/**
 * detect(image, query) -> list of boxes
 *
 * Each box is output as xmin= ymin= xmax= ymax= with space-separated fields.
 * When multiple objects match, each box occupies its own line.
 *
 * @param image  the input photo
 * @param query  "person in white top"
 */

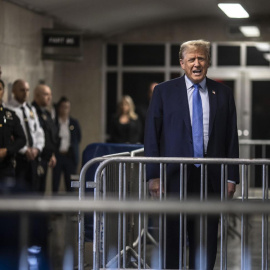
xmin=53 ymin=96 xmax=81 ymax=193
xmin=7 ymin=79 xmax=45 ymax=191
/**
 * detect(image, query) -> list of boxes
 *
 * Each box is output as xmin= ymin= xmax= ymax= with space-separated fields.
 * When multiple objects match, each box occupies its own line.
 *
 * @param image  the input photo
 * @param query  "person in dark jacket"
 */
xmin=6 ymin=79 xmax=45 ymax=191
xmin=109 ymin=95 xmax=142 ymax=144
xmin=0 ymin=79 xmax=26 ymax=185
xmin=0 ymin=79 xmax=26 ymax=269
xmin=53 ymin=96 xmax=81 ymax=193
xmin=144 ymin=40 xmax=239 ymax=269
xmin=32 ymin=84 xmax=58 ymax=193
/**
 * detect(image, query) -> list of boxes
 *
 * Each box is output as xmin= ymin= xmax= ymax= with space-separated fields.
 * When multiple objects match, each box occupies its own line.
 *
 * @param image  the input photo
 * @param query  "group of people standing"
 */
xmin=0 ymin=75 xmax=81 ymax=195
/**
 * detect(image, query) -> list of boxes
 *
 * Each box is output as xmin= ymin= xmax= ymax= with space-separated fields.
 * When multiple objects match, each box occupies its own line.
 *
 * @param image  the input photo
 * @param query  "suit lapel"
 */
xmin=206 ymin=78 xmax=217 ymax=138
xmin=175 ymin=76 xmax=192 ymax=139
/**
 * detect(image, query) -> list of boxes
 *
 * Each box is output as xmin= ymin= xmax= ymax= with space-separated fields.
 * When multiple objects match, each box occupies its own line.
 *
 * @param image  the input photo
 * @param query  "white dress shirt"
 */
xmin=184 ymin=75 xmax=235 ymax=184
xmin=185 ymin=75 xmax=209 ymax=154
xmin=6 ymin=99 xmax=45 ymax=154
xmin=58 ymin=118 xmax=70 ymax=152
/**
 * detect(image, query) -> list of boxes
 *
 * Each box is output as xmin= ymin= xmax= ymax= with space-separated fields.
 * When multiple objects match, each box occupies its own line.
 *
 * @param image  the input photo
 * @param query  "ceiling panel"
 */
xmin=5 ymin=0 xmax=270 ymax=36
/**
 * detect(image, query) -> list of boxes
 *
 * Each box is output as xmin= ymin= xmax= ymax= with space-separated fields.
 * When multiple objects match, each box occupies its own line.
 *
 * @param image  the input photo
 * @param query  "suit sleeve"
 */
xmin=226 ymin=88 xmax=240 ymax=184
xmin=144 ymin=86 xmax=163 ymax=180
xmin=6 ymin=113 xmax=26 ymax=155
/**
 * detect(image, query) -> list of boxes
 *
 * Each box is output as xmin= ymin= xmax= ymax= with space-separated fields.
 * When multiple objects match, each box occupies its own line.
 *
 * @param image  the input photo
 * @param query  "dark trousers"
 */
xmin=52 ymin=153 xmax=77 ymax=192
xmin=15 ymin=155 xmax=38 ymax=191
xmin=36 ymin=158 xmax=48 ymax=193
xmin=166 ymin=166 xmax=219 ymax=270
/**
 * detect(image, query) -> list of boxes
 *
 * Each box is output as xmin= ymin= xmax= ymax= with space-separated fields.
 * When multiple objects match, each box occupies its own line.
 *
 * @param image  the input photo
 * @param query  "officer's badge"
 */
xmin=42 ymin=114 xmax=47 ymax=121
xmin=5 ymin=111 xmax=13 ymax=120
xmin=30 ymin=111 xmax=35 ymax=119
xmin=70 ymin=125 xmax=74 ymax=131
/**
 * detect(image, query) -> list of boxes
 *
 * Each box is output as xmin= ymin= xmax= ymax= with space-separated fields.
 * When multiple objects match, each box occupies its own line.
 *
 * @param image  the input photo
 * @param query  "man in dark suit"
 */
xmin=144 ymin=40 xmax=239 ymax=269
xmin=53 ymin=96 xmax=81 ymax=193
xmin=32 ymin=84 xmax=58 ymax=193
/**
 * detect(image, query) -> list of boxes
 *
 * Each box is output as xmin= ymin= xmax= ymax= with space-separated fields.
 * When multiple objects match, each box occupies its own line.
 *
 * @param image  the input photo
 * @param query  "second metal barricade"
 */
xmin=78 ymin=156 xmax=270 ymax=270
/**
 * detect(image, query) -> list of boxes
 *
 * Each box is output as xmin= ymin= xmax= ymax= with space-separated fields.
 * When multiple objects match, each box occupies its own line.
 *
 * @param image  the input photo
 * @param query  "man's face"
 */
xmin=13 ymin=81 xmax=30 ymax=104
xmin=180 ymin=47 xmax=209 ymax=84
xmin=39 ymin=86 xmax=52 ymax=107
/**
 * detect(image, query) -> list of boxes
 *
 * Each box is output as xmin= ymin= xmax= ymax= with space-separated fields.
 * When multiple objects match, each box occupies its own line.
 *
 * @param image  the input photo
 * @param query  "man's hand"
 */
xmin=227 ymin=182 xmax=236 ymax=199
xmin=48 ymin=154 xmax=57 ymax=168
xmin=25 ymin=148 xmax=34 ymax=161
xmin=148 ymin=178 xmax=162 ymax=199
xmin=0 ymin=148 xmax=7 ymax=159
xmin=31 ymin=148 xmax=39 ymax=160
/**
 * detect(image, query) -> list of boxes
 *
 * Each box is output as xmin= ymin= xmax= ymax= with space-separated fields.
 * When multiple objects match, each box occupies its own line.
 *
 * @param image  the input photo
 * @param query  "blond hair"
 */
xmin=179 ymin=39 xmax=211 ymax=64
xmin=118 ymin=95 xmax=138 ymax=120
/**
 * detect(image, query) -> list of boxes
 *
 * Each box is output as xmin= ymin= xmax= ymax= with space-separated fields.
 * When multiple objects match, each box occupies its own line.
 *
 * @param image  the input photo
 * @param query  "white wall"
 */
xmin=0 ymin=0 xmax=55 ymax=101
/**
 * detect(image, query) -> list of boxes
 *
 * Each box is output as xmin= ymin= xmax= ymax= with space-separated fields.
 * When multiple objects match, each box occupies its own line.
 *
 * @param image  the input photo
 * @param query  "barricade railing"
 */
xmin=88 ymin=156 xmax=269 ymax=270
xmin=239 ymin=139 xmax=270 ymax=159
xmin=77 ymin=151 xmax=132 ymax=269
xmin=239 ymin=139 xmax=270 ymax=189
xmin=1 ymin=197 xmax=270 ymax=269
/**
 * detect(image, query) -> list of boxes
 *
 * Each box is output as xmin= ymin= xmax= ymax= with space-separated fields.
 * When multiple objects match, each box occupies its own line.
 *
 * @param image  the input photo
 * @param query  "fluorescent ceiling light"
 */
xmin=239 ymin=26 xmax=260 ymax=37
xmin=218 ymin=3 xmax=249 ymax=18
xmin=263 ymin=53 xmax=270 ymax=62
xmin=255 ymin=43 xmax=270 ymax=52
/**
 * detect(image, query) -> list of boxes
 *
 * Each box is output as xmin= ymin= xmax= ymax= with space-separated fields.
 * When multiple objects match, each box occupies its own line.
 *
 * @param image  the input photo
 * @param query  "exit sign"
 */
xmin=43 ymin=34 xmax=80 ymax=47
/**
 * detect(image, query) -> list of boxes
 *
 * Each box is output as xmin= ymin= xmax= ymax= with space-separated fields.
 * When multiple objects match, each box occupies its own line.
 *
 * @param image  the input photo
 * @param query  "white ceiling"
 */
xmin=6 ymin=0 xmax=270 ymax=37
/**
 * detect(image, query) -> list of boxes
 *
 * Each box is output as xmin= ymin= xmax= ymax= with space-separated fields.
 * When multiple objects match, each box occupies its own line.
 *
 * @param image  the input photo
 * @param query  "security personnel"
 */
xmin=0 ymin=79 xmax=26 ymax=186
xmin=53 ymin=96 xmax=81 ymax=193
xmin=0 ymin=79 xmax=26 ymax=269
xmin=32 ymin=84 xmax=58 ymax=193
xmin=6 ymin=79 xmax=45 ymax=191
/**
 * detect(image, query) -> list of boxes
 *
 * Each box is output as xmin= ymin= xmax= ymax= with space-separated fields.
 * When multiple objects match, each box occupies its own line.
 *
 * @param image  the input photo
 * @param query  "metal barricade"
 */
xmin=81 ymin=156 xmax=270 ymax=270
xmin=77 ymin=151 xmax=132 ymax=270
xmin=239 ymin=139 xmax=270 ymax=190
xmin=239 ymin=139 xmax=270 ymax=159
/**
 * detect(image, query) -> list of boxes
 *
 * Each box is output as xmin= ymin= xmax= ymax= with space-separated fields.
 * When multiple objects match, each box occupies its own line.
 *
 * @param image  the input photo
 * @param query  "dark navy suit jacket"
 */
xmin=56 ymin=117 xmax=81 ymax=166
xmin=144 ymin=75 xmax=239 ymax=194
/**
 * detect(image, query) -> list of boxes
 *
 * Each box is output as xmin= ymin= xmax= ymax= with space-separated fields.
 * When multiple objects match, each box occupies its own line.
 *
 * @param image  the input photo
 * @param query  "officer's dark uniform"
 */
xmin=32 ymin=101 xmax=59 ymax=193
xmin=0 ymin=104 xmax=26 ymax=269
xmin=0 ymin=104 xmax=26 ymax=184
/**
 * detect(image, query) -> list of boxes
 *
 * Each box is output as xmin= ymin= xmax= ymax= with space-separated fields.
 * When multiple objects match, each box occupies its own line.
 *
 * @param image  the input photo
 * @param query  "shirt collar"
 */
xmin=59 ymin=117 xmax=69 ymax=125
xmin=9 ymin=98 xmax=26 ymax=107
xmin=184 ymin=75 xmax=207 ymax=92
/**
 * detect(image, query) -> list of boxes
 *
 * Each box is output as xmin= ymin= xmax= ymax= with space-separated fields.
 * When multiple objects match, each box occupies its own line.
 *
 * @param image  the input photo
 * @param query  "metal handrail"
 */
xmin=239 ymin=139 xmax=270 ymax=145
xmin=0 ymin=197 xmax=269 ymax=214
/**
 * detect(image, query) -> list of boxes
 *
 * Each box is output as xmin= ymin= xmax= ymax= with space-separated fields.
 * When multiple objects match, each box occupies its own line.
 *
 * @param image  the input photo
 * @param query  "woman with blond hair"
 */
xmin=109 ymin=95 xmax=142 ymax=144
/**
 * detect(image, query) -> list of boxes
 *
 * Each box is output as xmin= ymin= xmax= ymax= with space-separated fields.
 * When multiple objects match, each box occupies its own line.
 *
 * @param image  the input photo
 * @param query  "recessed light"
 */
xmin=239 ymin=26 xmax=260 ymax=37
xmin=218 ymin=3 xmax=249 ymax=18
xmin=255 ymin=43 xmax=270 ymax=52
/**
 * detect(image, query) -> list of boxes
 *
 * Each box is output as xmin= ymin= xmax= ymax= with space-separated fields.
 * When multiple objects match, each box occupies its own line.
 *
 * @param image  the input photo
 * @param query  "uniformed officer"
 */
xmin=7 ymin=79 xmax=45 ymax=191
xmin=0 ymin=79 xmax=26 ymax=188
xmin=32 ymin=84 xmax=58 ymax=193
